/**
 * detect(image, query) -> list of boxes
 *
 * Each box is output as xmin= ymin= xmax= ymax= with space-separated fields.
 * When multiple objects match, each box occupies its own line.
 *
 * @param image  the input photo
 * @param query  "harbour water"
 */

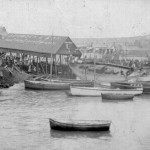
xmin=0 ymin=83 xmax=150 ymax=150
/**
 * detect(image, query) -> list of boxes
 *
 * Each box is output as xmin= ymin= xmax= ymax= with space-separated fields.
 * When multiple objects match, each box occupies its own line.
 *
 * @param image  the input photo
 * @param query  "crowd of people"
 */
xmin=0 ymin=52 xmax=76 ymax=79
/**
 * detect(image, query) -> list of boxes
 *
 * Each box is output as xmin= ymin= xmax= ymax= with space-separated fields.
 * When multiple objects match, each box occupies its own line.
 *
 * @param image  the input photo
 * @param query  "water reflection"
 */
xmin=0 ymin=99 xmax=12 ymax=102
xmin=102 ymin=99 xmax=134 ymax=103
xmin=50 ymin=130 xmax=112 ymax=139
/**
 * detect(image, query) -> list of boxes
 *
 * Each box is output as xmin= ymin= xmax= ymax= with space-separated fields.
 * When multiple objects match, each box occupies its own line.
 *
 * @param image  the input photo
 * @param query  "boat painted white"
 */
xmin=70 ymin=86 xmax=143 ymax=96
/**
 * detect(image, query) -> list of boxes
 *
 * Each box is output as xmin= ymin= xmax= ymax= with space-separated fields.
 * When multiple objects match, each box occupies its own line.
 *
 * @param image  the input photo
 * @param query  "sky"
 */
xmin=0 ymin=0 xmax=150 ymax=38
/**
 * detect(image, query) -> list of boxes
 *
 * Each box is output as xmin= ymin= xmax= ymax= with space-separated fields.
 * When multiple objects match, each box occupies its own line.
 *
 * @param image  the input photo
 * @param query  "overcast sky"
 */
xmin=0 ymin=0 xmax=150 ymax=38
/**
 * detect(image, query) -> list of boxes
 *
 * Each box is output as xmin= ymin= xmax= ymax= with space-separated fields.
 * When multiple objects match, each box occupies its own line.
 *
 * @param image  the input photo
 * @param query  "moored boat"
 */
xmin=101 ymin=93 xmax=134 ymax=100
xmin=70 ymin=86 xmax=143 ymax=96
xmin=110 ymin=81 xmax=141 ymax=89
xmin=24 ymin=79 xmax=94 ymax=90
xmin=49 ymin=118 xmax=111 ymax=131
xmin=24 ymin=80 xmax=70 ymax=90
xmin=137 ymin=75 xmax=150 ymax=82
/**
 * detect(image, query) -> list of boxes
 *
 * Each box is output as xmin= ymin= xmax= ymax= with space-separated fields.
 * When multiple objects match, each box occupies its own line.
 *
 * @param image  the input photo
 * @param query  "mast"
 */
xmin=50 ymin=33 xmax=53 ymax=77
xmin=94 ymin=47 xmax=96 ymax=85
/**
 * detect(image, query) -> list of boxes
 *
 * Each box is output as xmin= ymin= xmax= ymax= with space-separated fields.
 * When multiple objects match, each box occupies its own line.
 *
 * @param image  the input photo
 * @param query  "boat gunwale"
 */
xmin=49 ymin=118 xmax=111 ymax=127
xmin=70 ymin=86 xmax=143 ymax=91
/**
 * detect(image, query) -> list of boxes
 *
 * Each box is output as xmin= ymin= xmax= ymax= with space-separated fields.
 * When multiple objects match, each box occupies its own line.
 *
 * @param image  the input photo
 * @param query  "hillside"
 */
xmin=72 ymin=34 xmax=150 ymax=49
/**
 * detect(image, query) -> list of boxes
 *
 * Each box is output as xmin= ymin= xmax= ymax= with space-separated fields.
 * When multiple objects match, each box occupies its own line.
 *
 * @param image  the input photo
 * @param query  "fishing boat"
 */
xmin=101 ymin=93 xmax=134 ymax=100
xmin=139 ymin=81 xmax=150 ymax=94
xmin=24 ymin=79 xmax=94 ymax=90
xmin=49 ymin=118 xmax=111 ymax=131
xmin=110 ymin=81 xmax=142 ymax=89
xmin=70 ymin=86 xmax=143 ymax=96
xmin=24 ymin=80 xmax=70 ymax=90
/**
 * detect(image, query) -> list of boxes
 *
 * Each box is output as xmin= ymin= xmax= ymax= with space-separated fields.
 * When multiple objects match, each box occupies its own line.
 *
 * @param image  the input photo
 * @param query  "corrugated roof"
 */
xmin=0 ymin=33 xmax=72 ymax=54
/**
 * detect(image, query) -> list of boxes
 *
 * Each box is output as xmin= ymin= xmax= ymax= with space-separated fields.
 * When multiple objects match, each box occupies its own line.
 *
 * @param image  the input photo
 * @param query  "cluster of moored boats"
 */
xmin=24 ymin=74 xmax=150 ymax=132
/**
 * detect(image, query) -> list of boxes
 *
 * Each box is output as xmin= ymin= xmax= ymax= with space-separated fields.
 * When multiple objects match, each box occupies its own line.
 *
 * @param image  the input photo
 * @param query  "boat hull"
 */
xmin=138 ymin=81 xmax=150 ymax=94
xmin=70 ymin=86 xmax=143 ymax=96
xmin=49 ymin=119 xmax=111 ymax=131
xmin=24 ymin=80 xmax=70 ymax=90
xmin=24 ymin=79 xmax=94 ymax=90
xmin=101 ymin=93 xmax=134 ymax=100
xmin=111 ymin=82 xmax=136 ymax=89
xmin=137 ymin=76 xmax=150 ymax=82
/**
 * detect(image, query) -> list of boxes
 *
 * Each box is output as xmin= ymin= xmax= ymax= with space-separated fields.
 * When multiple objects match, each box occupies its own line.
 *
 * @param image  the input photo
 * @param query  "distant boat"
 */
xmin=49 ymin=118 xmax=111 ymax=131
xmin=101 ymin=93 xmax=134 ymax=100
xmin=24 ymin=79 xmax=94 ymax=90
xmin=137 ymin=75 xmax=150 ymax=82
xmin=127 ymin=70 xmax=150 ymax=82
xmin=110 ymin=81 xmax=142 ymax=89
xmin=139 ymin=81 xmax=150 ymax=94
xmin=70 ymin=86 xmax=143 ymax=96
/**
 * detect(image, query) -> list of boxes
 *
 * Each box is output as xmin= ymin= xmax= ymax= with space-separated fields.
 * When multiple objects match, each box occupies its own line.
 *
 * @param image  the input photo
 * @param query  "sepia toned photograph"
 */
xmin=0 ymin=0 xmax=150 ymax=149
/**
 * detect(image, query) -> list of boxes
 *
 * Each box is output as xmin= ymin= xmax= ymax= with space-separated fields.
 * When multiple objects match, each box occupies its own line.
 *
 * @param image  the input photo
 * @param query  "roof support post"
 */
xmin=39 ymin=57 xmax=45 ymax=74
xmin=50 ymin=53 xmax=53 ymax=77
xmin=36 ymin=56 xmax=39 ymax=74
xmin=46 ymin=57 xmax=48 ymax=74
xmin=54 ymin=55 xmax=57 ymax=77
xmin=60 ymin=55 xmax=61 ymax=65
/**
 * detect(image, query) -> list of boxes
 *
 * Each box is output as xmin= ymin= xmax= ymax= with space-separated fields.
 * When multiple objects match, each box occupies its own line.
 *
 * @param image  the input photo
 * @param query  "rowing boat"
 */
xmin=24 ymin=80 xmax=70 ymax=90
xmin=24 ymin=79 xmax=94 ymax=90
xmin=49 ymin=118 xmax=111 ymax=131
xmin=101 ymin=93 xmax=134 ymax=100
xmin=111 ymin=81 xmax=143 ymax=89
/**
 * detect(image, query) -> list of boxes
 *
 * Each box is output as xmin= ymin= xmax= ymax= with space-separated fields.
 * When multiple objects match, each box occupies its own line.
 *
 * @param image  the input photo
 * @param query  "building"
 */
xmin=0 ymin=26 xmax=81 ymax=74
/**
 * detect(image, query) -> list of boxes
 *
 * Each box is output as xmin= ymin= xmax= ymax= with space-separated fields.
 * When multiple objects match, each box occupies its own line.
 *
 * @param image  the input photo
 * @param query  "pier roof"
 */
xmin=0 ymin=30 xmax=77 ymax=57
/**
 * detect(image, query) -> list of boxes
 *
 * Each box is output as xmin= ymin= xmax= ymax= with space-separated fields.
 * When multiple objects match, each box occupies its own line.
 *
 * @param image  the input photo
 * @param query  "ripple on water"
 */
xmin=0 ymin=83 xmax=150 ymax=150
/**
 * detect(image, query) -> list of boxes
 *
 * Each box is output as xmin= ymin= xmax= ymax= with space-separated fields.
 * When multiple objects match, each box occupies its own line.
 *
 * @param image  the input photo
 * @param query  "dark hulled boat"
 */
xmin=111 ymin=81 xmax=134 ymax=89
xmin=101 ymin=93 xmax=134 ymax=100
xmin=24 ymin=79 xmax=94 ymax=90
xmin=141 ymin=81 xmax=150 ymax=94
xmin=49 ymin=118 xmax=111 ymax=131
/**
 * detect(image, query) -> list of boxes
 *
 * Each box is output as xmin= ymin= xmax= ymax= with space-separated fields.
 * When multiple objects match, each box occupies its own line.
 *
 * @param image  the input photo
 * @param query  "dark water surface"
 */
xmin=0 ymin=83 xmax=150 ymax=150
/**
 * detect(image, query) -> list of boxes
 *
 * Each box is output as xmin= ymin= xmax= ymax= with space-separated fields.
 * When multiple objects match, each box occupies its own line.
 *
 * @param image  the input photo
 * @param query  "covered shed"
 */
xmin=0 ymin=27 xmax=80 ymax=75
xmin=0 ymin=30 xmax=78 ymax=57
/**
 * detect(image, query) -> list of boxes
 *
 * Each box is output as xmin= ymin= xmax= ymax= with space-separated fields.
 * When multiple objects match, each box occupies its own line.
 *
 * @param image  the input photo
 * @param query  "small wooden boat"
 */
xmin=101 ymin=93 xmax=134 ymax=100
xmin=24 ymin=79 xmax=94 ymax=90
xmin=137 ymin=75 xmax=150 ymax=82
xmin=111 ymin=81 xmax=142 ymax=89
xmin=142 ymin=86 xmax=150 ymax=94
xmin=24 ymin=80 xmax=70 ymax=90
xmin=137 ymin=81 xmax=150 ymax=94
xmin=70 ymin=86 xmax=143 ymax=97
xmin=49 ymin=118 xmax=111 ymax=131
